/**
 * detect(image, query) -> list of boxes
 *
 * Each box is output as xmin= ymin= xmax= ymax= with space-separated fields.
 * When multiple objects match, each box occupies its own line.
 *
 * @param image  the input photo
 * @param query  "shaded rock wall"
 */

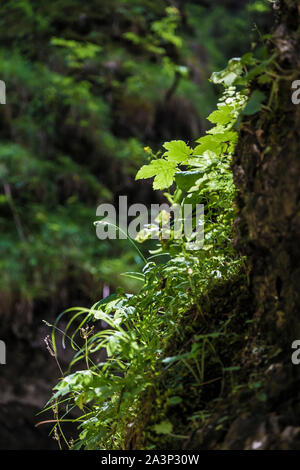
xmin=186 ymin=0 xmax=300 ymax=451
xmin=206 ymin=0 xmax=300 ymax=450
xmin=233 ymin=0 xmax=300 ymax=350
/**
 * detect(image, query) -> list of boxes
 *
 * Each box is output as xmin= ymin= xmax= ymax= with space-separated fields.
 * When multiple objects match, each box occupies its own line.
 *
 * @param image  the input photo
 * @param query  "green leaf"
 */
xmin=92 ymin=294 xmax=119 ymax=309
xmin=242 ymin=90 xmax=266 ymax=115
xmin=223 ymin=366 xmax=241 ymax=372
xmin=153 ymin=420 xmax=173 ymax=435
xmin=207 ymin=105 xmax=234 ymax=126
xmin=168 ymin=396 xmax=182 ymax=406
xmin=258 ymin=393 xmax=268 ymax=402
xmin=175 ymin=170 xmax=202 ymax=192
xmin=136 ymin=159 xmax=177 ymax=190
xmin=163 ymin=140 xmax=192 ymax=163
xmin=193 ymin=134 xmax=224 ymax=155
xmin=210 ymin=58 xmax=243 ymax=86
xmin=241 ymin=52 xmax=257 ymax=66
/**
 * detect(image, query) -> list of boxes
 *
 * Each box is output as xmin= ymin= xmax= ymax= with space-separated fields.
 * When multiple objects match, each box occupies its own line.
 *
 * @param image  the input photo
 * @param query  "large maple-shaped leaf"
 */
xmin=163 ymin=140 xmax=192 ymax=163
xmin=136 ymin=159 xmax=177 ymax=190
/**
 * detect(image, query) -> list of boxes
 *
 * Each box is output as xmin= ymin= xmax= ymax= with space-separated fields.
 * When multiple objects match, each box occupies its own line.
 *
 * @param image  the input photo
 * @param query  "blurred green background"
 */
xmin=0 ymin=0 xmax=271 ymax=324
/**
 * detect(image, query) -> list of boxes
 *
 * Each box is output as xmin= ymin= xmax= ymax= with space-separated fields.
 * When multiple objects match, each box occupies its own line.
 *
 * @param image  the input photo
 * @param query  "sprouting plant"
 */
xmin=43 ymin=51 xmax=273 ymax=449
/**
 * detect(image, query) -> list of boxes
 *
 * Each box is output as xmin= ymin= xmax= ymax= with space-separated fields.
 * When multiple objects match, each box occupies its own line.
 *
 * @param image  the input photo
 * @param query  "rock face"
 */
xmin=186 ymin=0 xmax=300 ymax=451
xmin=233 ymin=0 xmax=300 ymax=352
xmin=224 ymin=0 xmax=300 ymax=450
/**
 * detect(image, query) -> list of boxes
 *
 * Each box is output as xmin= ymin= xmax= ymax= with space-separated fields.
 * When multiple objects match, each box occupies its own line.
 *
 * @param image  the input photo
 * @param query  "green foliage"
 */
xmin=50 ymin=38 xmax=102 ymax=68
xmin=45 ymin=55 xmax=256 ymax=449
xmin=243 ymin=89 xmax=266 ymax=115
xmin=123 ymin=5 xmax=182 ymax=54
xmin=0 ymin=1 xmax=198 ymax=303
xmin=0 ymin=0 xmax=269 ymax=449
xmin=0 ymin=0 xmax=270 ymax=310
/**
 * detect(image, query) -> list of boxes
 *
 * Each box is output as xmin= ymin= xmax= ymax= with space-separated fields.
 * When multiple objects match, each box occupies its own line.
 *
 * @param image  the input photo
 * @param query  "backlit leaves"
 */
xmin=136 ymin=159 xmax=177 ymax=190
xmin=162 ymin=140 xmax=192 ymax=163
